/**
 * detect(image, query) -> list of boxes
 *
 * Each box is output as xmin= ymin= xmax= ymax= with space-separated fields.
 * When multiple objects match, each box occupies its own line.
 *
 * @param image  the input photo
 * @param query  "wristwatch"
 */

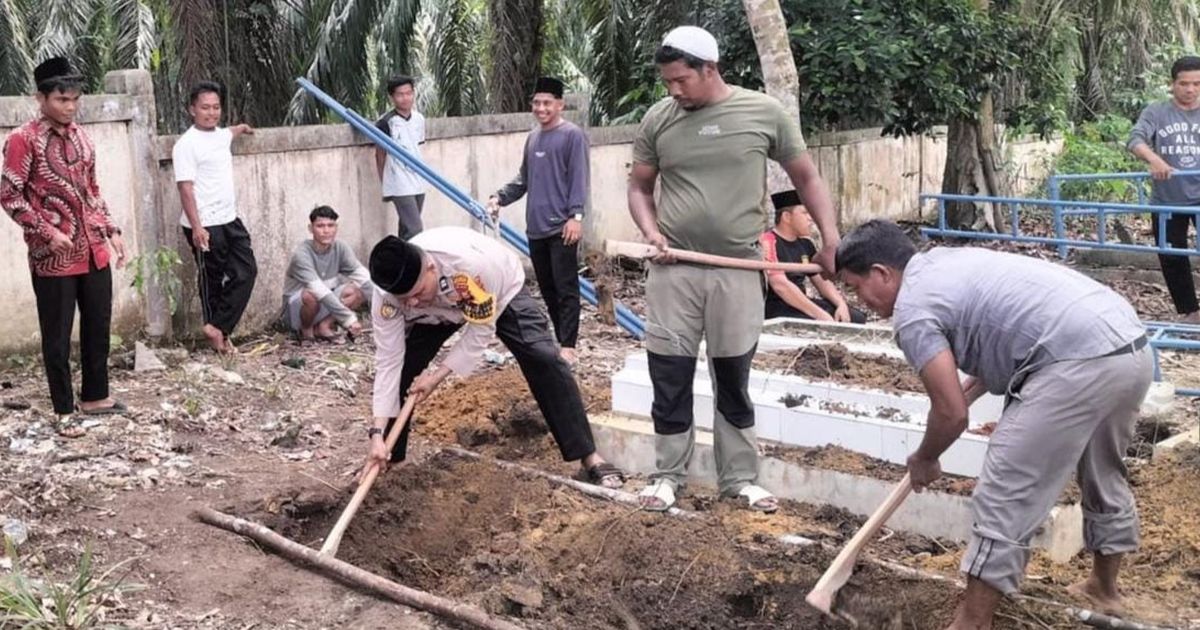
xmin=572 ymin=213 xmax=583 ymax=222
xmin=367 ymin=427 xmax=384 ymax=439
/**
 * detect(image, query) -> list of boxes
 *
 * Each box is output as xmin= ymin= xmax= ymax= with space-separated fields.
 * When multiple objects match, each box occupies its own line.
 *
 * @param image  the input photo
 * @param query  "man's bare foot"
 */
xmin=314 ymin=320 xmax=337 ymax=340
xmin=560 ymin=347 xmax=577 ymax=365
xmin=78 ymin=397 xmax=116 ymax=412
xmin=202 ymin=324 xmax=226 ymax=353
xmin=300 ymin=326 xmax=316 ymax=341
xmin=1182 ymin=310 xmax=1200 ymax=325
xmin=1067 ymin=578 xmax=1124 ymax=616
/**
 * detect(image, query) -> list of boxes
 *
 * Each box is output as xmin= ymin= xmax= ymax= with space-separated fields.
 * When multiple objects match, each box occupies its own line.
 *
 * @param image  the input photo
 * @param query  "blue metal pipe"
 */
xmin=295 ymin=78 xmax=645 ymax=339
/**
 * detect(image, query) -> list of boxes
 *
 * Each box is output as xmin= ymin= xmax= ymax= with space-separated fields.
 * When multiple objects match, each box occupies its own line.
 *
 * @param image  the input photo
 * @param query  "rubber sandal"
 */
xmin=76 ymin=400 xmax=128 ymax=416
xmin=637 ymin=479 xmax=676 ymax=512
xmin=55 ymin=415 xmax=87 ymax=438
xmin=585 ymin=462 xmax=626 ymax=489
xmin=730 ymin=484 xmax=778 ymax=513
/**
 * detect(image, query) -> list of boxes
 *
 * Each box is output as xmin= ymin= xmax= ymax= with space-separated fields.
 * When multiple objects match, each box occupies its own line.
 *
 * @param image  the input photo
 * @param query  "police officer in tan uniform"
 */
xmin=361 ymin=227 xmax=624 ymax=487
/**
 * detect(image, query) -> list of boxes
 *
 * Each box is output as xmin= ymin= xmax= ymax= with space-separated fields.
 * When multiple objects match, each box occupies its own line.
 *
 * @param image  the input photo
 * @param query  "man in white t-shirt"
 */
xmin=172 ymin=81 xmax=257 ymax=353
xmin=374 ymin=75 xmax=427 ymax=239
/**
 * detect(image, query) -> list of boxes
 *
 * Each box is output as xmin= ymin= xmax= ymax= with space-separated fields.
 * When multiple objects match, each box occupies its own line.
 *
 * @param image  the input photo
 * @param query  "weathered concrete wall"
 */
xmin=0 ymin=74 xmax=1064 ymax=351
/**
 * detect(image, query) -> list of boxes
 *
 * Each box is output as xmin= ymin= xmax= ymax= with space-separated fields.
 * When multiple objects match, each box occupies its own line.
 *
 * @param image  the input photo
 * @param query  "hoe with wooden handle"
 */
xmin=605 ymin=240 xmax=823 ymax=275
xmin=806 ymin=473 xmax=913 ymax=616
xmin=320 ymin=397 xmax=418 ymax=556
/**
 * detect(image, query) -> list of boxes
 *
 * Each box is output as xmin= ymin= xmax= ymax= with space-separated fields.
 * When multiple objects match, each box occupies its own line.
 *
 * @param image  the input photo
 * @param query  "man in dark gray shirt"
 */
xmin=837 ymin=221 xmax=1150 ymax=629
xmin=1129 ymin=55 xmax=1200 ymax=323
xmin=487 ymin=77 xmax=588 ymax=365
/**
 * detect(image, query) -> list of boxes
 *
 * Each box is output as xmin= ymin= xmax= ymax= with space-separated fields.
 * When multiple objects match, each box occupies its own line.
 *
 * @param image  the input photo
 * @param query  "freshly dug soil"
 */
xmin=755 ymin=344 xmax=925 ymax=394
xmin=257 ymin=453 xmax=1069 ymax=629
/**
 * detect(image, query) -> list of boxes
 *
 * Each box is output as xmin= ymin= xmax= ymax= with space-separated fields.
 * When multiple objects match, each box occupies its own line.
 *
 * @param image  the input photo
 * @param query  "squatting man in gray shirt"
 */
xmin=281 ymin=205 xmax=374 ymax=341
xmin=837 ymin=220 xmax=1150 ymax=629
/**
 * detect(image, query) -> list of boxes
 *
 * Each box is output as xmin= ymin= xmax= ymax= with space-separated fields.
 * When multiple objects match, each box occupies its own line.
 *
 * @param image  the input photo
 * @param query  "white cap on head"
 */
xmin=662 ymin=26 xmax=719 ymax=63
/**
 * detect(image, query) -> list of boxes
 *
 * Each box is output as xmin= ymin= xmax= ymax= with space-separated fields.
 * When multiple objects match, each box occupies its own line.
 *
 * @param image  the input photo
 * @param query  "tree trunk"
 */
xmin=742 ymin=0 xmax=801 ymax=227
xmin=940 ymin=0 xmax=1005 ymax=231
xmin=1076 ymin=8 xmax=1109 ymax=121
xmin=488 ymin=0 xmax=545 ymax=114
xmin=194 ymin=507 xmax=526 ymax=630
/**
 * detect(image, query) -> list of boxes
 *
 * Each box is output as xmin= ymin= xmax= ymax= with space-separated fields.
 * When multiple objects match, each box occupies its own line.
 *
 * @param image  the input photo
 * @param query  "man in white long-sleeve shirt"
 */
xmin=281 ymin=205 xmax=373 ymax=340
xmin=360 ymin=228 xmax=624 ymax=488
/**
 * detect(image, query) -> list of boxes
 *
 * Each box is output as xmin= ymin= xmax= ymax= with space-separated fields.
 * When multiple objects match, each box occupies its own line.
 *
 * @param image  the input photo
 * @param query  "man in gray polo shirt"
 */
xmin=628 ymin=26 xmax=840 ymax=513
xmin=1128 ymin=55 xmax=1200 ymax=324
xmin=837 ymin=220 xmax=1150 ymax=628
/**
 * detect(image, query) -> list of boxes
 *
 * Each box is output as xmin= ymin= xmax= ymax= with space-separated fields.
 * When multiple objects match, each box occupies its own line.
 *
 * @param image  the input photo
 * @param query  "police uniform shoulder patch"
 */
xmin=379 ymin=302 xmax=399 ymax=320
xmin=451 ymin=273 xmax=496 ymax=323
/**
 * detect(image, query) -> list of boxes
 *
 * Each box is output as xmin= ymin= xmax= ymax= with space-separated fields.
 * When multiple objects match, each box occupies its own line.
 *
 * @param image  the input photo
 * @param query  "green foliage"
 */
xmin=0 ymin=539 xmax=140 ymax=629
xmin=713 ymin=0 xmax=1072 ymax=137
xmin=128 ymin=246 xmax=183 ymax=316
xmin=1052 ymin=114 xmax=1145 ymax=202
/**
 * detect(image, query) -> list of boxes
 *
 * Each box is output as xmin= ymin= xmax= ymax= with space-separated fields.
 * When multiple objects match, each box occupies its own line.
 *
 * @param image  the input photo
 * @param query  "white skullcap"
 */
xmin=662 ymin=26 xmax=719 ymax=63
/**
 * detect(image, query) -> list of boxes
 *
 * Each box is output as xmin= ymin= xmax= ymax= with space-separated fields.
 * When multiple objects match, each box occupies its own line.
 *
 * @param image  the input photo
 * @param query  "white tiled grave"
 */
xmin=612 ymin=340 xmax=1003 ymax=478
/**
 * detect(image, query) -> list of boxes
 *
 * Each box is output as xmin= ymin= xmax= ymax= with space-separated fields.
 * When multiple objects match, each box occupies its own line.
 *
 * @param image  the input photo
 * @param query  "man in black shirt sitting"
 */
xmin=760 ymin=190 xmax=866 ymax=323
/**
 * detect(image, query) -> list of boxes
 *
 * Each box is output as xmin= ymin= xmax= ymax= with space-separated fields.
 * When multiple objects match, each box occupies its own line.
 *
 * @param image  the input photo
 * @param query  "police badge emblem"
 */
xmin=451 ymin=273 xmax=496 ymax=323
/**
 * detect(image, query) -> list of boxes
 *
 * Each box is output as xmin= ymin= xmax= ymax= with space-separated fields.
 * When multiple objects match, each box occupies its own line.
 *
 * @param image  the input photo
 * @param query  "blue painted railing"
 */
xmin=921 ymin=192 xmax=1200 ymax=260
xmin=1045 ymin=170 xmax=1200 ymax=258
xmin=295 ymin=78 xmax=646 ymax=339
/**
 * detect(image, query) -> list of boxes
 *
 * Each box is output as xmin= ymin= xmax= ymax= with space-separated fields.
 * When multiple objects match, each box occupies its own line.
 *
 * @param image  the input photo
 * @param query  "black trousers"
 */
xmin=765 ymin=297 xmax=868 ymax=323
xmin=1152 ymin=211 xmax=1200 ymax=314
xmin=528 ymin=235 xmax=580 ymax=348
xmin=385 ymin=288 xmax=596 ymax=463
xmin=31 ymin=260 xmax=112 ymax=414
xmin=183 ymin=218 xmax=258 ymax=336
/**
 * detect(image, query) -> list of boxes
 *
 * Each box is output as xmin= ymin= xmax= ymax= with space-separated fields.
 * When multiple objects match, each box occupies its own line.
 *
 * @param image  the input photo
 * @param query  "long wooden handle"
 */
xmin=605 ymin=240 xmax=824 ymax=274
xmin=805 ymin=473 xmax=913 ymax=614
xmin=319 ymin=397 xmax=418 ymax=556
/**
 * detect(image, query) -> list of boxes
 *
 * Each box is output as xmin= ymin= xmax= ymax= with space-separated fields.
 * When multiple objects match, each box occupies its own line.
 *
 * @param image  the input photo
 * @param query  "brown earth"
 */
xmin=252 ymin=451 xmax=1068 ymax=630
xmin=754 ymin=343 xmax=926 ymax=394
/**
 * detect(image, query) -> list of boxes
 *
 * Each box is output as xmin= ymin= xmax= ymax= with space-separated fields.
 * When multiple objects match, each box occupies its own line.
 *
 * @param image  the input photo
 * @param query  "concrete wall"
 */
xmin=0 ymin=71 xmax=1064 ymax=351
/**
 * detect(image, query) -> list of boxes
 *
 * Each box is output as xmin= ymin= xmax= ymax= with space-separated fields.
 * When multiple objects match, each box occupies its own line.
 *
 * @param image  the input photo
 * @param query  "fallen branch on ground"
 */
xmin=192 ymin=507 xmax=525 ymax=630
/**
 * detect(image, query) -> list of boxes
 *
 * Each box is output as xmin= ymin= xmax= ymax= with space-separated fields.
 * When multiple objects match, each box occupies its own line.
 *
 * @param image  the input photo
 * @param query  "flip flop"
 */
xmin=76 ymin=400 xmax=128 ymax=416
xmin=585 ymin=462 xmax=626 ymax=489
xmin=54 ymin=415 xmax=87 ymax=438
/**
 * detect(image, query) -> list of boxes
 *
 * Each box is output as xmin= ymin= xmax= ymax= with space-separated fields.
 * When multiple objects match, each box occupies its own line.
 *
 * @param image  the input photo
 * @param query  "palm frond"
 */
xmin=32 ymin=0 xmax=96 ymax=64
xmin=285 ymin=0 xmax=391 ymax=124
xmin=0 ymin=0 xmax=34 ymax=94
xmin=111 ymin=0 xmax=157 ymax=70
xmin=487 ymin=0 xmax=545 ymax=113
xmin=427 ymin=0 xmax=486 ymax=116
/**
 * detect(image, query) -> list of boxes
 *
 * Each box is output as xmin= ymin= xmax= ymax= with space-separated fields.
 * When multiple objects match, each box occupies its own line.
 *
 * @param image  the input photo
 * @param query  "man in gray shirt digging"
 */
xmin=1128 ymin=55 xmax=1200 ymax=323
xmin=282 ymin=205 xmax=374 ymax=341
xmin=837 ymin=220 xmax=1150 ymax=629
xmin=488 ymin=77 xmax=589 ymax=365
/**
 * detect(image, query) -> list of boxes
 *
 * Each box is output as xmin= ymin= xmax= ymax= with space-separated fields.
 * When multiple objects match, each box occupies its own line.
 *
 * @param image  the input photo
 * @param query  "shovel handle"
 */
xmin=805 ymin=473 xmax=913 ymax=614
xmin=604 ymin=240 xmax=824 ymax=274
xmin=319 ymin=397 xmax=418 ymax=556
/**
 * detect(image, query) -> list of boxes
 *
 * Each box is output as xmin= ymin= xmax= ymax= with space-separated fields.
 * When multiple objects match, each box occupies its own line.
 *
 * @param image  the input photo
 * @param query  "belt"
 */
xmin=1101 ymin=335 xmax=1148 ymax=358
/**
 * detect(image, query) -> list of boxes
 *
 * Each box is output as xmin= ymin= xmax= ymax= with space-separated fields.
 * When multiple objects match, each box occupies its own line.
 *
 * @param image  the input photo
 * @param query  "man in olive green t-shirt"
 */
xmin=628 ymin=26 xmax=840 ymax=514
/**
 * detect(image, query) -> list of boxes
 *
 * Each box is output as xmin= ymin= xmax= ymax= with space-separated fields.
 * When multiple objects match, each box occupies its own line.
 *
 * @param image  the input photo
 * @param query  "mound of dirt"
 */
xmin=755 ymin=344 xmax=925 ymax=394
xmin=273 ymin=453 xmax=1067 ymax=629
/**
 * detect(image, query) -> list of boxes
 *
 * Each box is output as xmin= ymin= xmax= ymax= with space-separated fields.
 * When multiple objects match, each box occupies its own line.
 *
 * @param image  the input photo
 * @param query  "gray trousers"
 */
xmin=963 ymin=346 xmax=1152 ymax=594
xmin=644 ymin=263 xmax=764 ymax=495
xmin=388 ymin=194 xmax=425 ymax=239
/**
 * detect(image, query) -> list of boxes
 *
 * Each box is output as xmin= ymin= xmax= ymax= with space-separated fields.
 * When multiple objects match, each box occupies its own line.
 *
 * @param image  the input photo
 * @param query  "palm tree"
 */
xmin=488 ymin=0 xmax=545 ymax=113
xmin=0 ymin=0 xmax=157 ymax=97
